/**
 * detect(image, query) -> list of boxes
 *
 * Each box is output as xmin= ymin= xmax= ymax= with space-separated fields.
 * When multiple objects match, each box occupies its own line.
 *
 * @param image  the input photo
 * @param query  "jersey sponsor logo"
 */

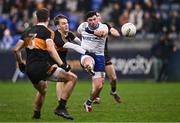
xmin=82 ymin=36 xmax=101 ymax=42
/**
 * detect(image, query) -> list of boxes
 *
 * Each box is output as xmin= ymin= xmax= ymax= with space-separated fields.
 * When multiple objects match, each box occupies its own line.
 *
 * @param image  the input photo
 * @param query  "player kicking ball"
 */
xmin=77 ymin=11 xmax=108 ymax=112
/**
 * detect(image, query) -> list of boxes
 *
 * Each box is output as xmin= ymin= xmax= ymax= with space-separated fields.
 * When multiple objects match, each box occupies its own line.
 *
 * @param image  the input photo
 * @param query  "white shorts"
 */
xmin=47 ymin=67 xmax=65 ymax=82
xmin=93 ymin=72 xmax=106 ymax=79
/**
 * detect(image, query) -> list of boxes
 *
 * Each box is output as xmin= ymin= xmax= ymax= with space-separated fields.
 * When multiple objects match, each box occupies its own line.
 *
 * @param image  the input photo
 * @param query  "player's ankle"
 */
xmin=86 ymin=99 xmax=92 ymax=106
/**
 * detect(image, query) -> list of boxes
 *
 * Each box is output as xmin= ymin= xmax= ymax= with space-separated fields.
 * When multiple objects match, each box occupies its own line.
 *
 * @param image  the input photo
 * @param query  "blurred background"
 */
xmin=0 ymin=0 xmax=180 ymax=82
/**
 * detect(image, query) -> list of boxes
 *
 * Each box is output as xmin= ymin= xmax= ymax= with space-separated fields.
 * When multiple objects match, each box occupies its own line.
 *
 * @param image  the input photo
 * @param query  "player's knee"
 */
xmin=83 ymin=63 xmax=89 ymax=68
xmin=82 ymin=57 xmax=94 ymax=67
xmin=68 ymin=73 xmax=77 ymax=83
xmin=72 ymin=74 xmax=77 ymax=82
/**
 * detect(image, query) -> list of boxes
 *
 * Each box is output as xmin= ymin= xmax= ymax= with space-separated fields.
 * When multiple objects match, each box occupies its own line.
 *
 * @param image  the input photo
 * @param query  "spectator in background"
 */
xmin=143 ymin=11 xmax=153 ymax=33
xmin=169 ymin=10 xmax=180 ymax=33
xmin=0 ymin=28 xmax=13 ymax=50
xmin=152 ymin=12 xmax=163 ymax=33
xmin=119 ymin=10 xmax=129 ymax=27
xmin=109 ymin=1 xmax=122 ymax=28
xmin=143 ymin=0 xmax=155 ymax=13
xmin=129 ymin=3 xmax=143 ymax=32
xmin=125 ymin=1 xmax=133 ymax=13
xmin=91 ymin=0 xmax=103 ymax=11
xmin=0 ymin=23 xmax=6 ymax=40
xmin=151 ymin=32 xmax=176 ymax=82
xmin=0 ymin=0 xmax=179 ymax=47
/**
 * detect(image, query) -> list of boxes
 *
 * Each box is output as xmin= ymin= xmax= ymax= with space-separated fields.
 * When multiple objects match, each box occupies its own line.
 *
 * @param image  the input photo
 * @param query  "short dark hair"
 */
xmin=54 ymin=14 xmax=68 ymax=25
xmin=85 ymin=11 xmax=97 ymax=20
xmin=36 ymin=8 xmax=49 ymax=22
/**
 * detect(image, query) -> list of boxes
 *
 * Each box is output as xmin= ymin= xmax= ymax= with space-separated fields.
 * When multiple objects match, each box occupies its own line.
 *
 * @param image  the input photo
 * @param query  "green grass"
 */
xmin=0 ymin=80 xmax=180 ymax=122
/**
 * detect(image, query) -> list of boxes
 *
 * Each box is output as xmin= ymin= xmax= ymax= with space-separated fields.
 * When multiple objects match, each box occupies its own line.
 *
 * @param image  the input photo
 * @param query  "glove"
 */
xmin=60 ymin=63 xmax=71 ymax=72
xmin=85 ymin=27 xmax=94 ymax=34
xmin=65 ymin=32 xmax=75 ymax=42
xmin=85 ymin=51 xmax=96 ymax=59
xmin=18 ymin=63 xmax=26 ymax=73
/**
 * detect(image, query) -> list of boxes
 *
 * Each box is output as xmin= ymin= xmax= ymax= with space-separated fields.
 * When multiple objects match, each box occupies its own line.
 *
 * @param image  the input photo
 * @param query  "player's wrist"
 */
xmin=18 ymin=63 xmax=26 ymax=73
xmin=59 ymin=63 xmax=71 ymax=72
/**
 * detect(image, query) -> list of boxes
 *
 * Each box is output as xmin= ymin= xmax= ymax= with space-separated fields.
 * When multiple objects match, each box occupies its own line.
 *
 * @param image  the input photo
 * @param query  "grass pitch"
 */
xmin=0 ymin=80 xmax=180 ymax=122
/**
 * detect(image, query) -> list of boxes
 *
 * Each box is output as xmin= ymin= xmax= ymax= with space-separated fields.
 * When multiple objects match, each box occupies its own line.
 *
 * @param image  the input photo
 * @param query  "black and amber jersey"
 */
xmin=21 ymin=24 xmax=55 ymax=84
xmin=21 ymin=25 xmax=54 ymax=64
xmin=50 ymin=30 xmax=75 ymax=64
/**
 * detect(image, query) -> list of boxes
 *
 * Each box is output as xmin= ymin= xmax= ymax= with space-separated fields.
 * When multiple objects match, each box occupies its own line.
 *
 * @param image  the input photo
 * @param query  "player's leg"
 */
xmin=32 ymin=80 xmax=48 ymax=119
xmin=84 ymin=55 xmax=105 ymax=112
xmin=81 ymin=55 xmax=95 ymax=76
xmin=55 ymin=54 xmax=66 ymax=101
xmin=56 ymin=82 xmax=64 ymax=101
xmin=84 ymin=76 xmax=104 ymax=112
xmin=48 ymin=67 xmax=77 ymax=120
xmin=105 ymin=63 xmax=121 ymax=103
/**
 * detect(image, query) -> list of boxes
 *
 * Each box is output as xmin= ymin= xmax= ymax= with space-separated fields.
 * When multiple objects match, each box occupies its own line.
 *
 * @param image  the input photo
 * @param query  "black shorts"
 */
xmin=49 ymin=52 xmax=67 ymax=65
xmin=105 ymin=54 xmax=112 ymax=66
xmin=26 ymin=60 xmax=53 ymax=84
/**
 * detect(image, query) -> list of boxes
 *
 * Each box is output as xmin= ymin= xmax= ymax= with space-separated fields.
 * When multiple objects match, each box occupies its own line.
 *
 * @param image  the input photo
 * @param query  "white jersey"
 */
xmin=77 ymin=22 xmax=108 ymax=55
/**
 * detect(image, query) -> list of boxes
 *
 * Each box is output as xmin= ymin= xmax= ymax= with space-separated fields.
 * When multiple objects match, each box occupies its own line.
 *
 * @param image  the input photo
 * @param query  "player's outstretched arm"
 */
xmin=73 ymin=37 xmax=81 ymax=45
xmin=110 ymin=27 xmax=120 ymax=37
xmin=84 ymin=23 xmax=108 ymax=37
xmin=65 ymin=32 xmax=81 ymax=45
xmin=85 ymin=27 xmax=108 ymax=37
xmin=94 ymin=29 xmax=108 ymax=37
xmin=63 ymin=42 xmax=86 ymax=54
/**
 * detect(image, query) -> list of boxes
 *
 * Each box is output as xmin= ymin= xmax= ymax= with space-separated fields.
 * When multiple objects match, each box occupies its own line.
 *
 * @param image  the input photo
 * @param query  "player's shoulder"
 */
xmin=99 ymin=22 xmax=108 ymax=27
xmin=35 ymin=24 xmax=52 ymax=33
xmin=79 ymin=22 xmax=88 ymax=28
xmin=23 ymin=26 xmax=34 ymax=34
xmin=21 ymin=26 xmax=36 ymax=39
xmin=47 ymin=27 xmax=54 ymax=34
xmin=35 ymin=24 xmax=54 ymax=39
xmin=78 ymin=22 xmax=88 ymax=33
xmin=98 ymin=22 xmax=108 ymax=30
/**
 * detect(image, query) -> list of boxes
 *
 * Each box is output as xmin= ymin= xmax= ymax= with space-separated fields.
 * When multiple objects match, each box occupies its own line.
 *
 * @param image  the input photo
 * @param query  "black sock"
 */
xmin=111 ymin=80 xmax=117 ymax=92
xmin=33 ymin=110 xmax=40 ymax=118
xmin=111 ymin=87 xmax=116 ymax=93
xmin=58 ymin=98 xmax=67 ymax=109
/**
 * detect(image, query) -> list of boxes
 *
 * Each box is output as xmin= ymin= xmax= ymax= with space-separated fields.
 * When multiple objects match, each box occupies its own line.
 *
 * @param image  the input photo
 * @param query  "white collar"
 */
xmin=37 ymin=23 xmax=47 ymax=27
